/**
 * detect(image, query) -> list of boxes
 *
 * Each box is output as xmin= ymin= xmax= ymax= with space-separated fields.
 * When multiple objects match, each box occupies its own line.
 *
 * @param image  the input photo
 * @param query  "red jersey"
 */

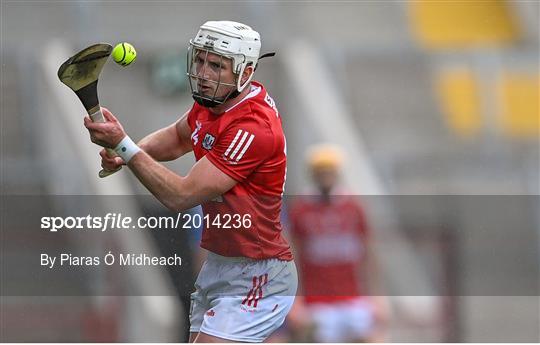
xmin=288 ymin=195 xmax=369 ymax=303
xmin=187 ymin=81 xmax=292 ymax=260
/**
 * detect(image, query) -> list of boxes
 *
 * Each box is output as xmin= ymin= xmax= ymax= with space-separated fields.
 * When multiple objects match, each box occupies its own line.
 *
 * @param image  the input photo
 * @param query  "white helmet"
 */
xmin=187 ymin=21 xmax=271 ymax=108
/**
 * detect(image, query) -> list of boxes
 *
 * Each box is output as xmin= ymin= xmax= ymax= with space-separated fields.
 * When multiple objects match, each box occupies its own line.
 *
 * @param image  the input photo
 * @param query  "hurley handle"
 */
xmin=89 ymin=107 xmax=122 ymax=178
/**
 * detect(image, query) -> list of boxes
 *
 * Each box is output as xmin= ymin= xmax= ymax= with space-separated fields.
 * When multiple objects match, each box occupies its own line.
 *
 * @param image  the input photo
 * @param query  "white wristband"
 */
xmin=114 ymin=136 xmax=141 ymax=163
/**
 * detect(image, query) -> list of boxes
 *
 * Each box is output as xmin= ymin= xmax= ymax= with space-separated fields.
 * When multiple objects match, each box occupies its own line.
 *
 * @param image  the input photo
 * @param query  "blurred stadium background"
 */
xmin=1 ymin=0 xmax=538 ymax=342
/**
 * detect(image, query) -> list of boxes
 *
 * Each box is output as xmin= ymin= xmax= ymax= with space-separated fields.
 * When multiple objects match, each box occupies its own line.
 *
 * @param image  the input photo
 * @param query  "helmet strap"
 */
xmin=237 ymin=63 xmax=255 ymax=92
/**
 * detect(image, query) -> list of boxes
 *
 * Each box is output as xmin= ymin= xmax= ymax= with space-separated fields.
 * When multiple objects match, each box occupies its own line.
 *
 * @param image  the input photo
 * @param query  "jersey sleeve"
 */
xmin=186 ymin=103 xmax=197 ymax=130
xmin=205 ymin=118 xmax=275 ymax=182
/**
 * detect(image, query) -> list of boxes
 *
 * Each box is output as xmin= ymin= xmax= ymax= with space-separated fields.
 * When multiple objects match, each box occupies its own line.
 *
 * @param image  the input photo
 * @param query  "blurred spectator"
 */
xmin=286 ymin=144 xmax=389 ymax=342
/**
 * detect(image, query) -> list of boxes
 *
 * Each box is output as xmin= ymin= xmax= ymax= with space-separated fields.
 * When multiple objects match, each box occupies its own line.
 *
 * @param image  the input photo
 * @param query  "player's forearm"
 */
xmin=138 ymin=125 xmax=190 ymax=161
xmin=127 ymin=151 xmax=203 ymax=211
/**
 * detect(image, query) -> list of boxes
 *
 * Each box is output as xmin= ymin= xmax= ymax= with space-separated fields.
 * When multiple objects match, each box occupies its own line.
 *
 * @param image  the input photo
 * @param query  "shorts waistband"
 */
xmin=206 ymin=251 xmax=259 ymax=263
xmin=206 ymin=251 xmax=291 ymax=263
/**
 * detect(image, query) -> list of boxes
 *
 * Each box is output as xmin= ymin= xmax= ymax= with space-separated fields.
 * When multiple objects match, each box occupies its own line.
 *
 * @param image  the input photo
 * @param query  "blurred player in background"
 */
xmin=85 ymin=21 xmax=297 ymax=343
xmin=286 ymin=144 xmax=388 ymax=342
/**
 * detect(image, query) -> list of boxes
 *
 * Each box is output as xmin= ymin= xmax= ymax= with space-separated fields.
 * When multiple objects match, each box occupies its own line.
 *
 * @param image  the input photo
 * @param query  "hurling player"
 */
xmin=85 ymin=21 xmax=297 ymax=343
xmin=287 ymin=144 xmax=388 ymax=342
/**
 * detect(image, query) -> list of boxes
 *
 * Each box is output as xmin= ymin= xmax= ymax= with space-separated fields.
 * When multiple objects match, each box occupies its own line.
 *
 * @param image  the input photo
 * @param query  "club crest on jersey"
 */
xmin=202 ymin=133 xmax=216 ymax=150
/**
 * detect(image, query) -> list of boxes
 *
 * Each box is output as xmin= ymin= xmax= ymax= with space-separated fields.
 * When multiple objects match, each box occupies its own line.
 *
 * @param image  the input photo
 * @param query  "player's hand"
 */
xmin=99 ymin=148 xmax=125 ymax=171
xmin=84 ymin=107 xmax=126 ymax=148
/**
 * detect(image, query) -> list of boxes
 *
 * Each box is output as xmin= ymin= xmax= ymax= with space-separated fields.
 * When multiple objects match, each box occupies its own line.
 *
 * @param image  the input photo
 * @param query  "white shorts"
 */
xmin=309 ymin=297 xmax=375 ymax=342
xmin=189 ymin=252 xmax=298 ymax=342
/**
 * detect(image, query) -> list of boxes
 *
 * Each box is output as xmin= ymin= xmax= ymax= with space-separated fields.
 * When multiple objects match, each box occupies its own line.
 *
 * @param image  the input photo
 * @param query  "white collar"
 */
xmin=224 ymin=84 xmax=262 ymax=113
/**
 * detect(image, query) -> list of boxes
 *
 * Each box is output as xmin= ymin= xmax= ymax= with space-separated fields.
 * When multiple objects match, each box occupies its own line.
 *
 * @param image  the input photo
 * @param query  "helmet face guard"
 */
xmin=186 ymin=44 xmax=241 ymax=108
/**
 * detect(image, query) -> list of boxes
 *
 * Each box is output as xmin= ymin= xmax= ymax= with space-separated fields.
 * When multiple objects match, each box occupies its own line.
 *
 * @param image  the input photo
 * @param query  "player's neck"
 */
xmin=208 ymin=84 xmax=252 ymax=115
xmin=318 ymin=186 xmax=334 ymax=201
